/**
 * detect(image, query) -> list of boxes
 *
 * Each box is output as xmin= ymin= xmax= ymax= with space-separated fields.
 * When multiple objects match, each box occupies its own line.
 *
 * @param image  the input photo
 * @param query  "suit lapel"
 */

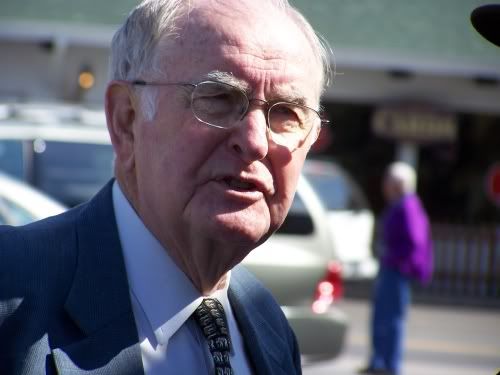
xmin=228 ymin=267 xmax=293 ymax=375
xmin=52 ymin=180 xmax=143 ymax=374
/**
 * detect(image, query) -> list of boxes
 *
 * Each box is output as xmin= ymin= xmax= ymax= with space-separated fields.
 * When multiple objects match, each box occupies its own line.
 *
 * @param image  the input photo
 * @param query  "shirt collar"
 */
xmin=112 ymin=181 xmax=231 ymax=347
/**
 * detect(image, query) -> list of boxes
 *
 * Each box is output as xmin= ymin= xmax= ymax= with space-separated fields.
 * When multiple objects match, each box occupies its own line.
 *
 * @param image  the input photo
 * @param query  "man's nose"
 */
xmin=227 ymin=108 xmax=269 ymax=162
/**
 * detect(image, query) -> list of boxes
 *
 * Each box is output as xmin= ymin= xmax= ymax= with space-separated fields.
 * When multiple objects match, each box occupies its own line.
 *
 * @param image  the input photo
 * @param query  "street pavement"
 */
xmin=303 ymin=298 xmax=500 ymax=375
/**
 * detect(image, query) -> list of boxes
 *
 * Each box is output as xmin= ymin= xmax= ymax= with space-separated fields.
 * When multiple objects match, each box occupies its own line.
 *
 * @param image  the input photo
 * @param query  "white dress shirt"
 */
xmin=112 ymin=182 xmax=253 ymax=374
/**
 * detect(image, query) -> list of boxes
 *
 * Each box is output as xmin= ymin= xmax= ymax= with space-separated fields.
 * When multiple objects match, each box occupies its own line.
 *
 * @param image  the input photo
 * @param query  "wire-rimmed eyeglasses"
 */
xmin=130 ymin=79 xmax=330 ymax=151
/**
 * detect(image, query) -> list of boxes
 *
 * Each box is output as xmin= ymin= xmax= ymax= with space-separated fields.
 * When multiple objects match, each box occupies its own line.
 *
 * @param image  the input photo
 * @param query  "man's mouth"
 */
xmin=223 ymin=177 xmax=257 ymax=191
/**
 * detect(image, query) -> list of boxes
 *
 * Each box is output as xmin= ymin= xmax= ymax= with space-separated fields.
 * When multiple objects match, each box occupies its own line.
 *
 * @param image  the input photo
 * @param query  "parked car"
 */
xmin=0 ymin=171 xmax=67 ymax=225
xmin=0 ymin=102 xmax=347 ymax=360
xmin=244 ymin=174 xmax=347 ymax=360
xmin=0 ymin=102 xmax=113 ymax=207
xmin=303 ymin=159 xmax=378 ymax=280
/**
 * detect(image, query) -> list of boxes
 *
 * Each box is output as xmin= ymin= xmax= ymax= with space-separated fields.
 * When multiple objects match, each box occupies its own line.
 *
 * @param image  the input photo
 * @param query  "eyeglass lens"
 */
xmin=191 ymin=81 xmax=318 ymax=149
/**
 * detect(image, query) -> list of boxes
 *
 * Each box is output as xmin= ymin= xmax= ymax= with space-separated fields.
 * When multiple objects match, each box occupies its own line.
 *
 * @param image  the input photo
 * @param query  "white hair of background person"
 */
xmin=108 ymin=0 xmax=335 ymax=120
xmin=386 ymin=161 xmax=417 ymax=195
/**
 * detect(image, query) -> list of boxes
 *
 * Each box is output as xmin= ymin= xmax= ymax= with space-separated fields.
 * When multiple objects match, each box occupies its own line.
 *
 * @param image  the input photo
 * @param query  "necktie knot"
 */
xmin=194 ymin=298 xmax=234 ymax=375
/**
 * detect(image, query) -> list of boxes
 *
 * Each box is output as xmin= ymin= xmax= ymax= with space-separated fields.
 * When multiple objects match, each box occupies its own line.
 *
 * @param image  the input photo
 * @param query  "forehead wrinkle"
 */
xmin=169 ymin=4 xmax=321 ymax=103
xmin=235 ymin=42 xmax=305 ymax=74
xmin=220 ymin=46 xmax=321 ymax=103
xmin=184 ymin=4 xmax=313 ymax=67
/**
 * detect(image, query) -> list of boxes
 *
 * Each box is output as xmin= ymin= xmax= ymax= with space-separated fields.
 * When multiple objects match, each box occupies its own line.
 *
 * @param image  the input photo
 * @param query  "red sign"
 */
xmin=486 ymin=163 xmax=500 ymax=207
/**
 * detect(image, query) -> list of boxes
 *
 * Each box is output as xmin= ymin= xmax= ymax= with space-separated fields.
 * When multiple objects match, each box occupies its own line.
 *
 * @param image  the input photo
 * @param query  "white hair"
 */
xmin=109 ymin=0 xmax=334 ymax=119
xmin=386 ymin=161 xmax=417 ymax=194
xmin=109 ymin=0 xmax=187 ymax=119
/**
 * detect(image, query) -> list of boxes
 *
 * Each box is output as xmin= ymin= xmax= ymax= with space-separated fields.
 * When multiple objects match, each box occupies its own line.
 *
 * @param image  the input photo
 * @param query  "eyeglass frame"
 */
xmin=128 ymin=79 xmax=330 ymax=147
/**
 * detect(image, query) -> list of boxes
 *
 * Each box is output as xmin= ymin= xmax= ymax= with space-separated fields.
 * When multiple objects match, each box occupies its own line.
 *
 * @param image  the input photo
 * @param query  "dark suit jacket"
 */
xmin=0 ymin=180 xmax=301 ymax=374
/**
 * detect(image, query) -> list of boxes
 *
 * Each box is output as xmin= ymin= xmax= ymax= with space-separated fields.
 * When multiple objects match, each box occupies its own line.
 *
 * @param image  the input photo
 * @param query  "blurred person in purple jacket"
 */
xmin=359 ymin=161 xmax=432 ymax=375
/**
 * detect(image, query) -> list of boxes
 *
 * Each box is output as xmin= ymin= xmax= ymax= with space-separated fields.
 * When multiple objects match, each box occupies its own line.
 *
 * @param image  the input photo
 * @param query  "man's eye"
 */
xmin=194 ymin=93 xmax=234 ymax=114
xmin=269 ymin=104 xmax=306 ymax=131
xmin=273 ymin=105 xmax=297 ymax=117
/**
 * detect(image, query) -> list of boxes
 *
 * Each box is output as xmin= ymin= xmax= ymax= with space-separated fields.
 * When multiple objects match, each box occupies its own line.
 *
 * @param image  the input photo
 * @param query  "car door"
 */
xmin=242 ymin=174 xmax=334 ymax=306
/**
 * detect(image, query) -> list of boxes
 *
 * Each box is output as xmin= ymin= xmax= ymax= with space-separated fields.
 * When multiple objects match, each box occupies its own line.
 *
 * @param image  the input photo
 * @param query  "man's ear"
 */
xmin=105 ymin=81 xmax=137 ymax=171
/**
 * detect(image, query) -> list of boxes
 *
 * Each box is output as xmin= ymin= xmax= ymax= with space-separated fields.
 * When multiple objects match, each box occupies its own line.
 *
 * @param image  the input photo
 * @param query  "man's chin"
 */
xmin=209 ymin=212 xmax=271 ymax=247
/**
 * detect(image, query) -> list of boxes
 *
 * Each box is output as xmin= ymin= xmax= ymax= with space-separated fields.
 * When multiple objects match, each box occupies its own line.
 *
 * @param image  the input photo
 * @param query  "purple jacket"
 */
xmin=381 ymin=193 xmax=433 ymax=284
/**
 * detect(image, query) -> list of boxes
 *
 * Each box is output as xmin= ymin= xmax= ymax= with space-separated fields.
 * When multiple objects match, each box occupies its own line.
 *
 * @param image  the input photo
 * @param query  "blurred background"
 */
xmin=0 ymin=1 xmax=499 ymax=374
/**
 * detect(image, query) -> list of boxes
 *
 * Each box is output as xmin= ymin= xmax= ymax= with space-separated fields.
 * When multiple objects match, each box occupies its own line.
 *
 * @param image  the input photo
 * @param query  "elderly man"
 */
xmin=0 ymin=0 xmax=331 ymax=374
xmin=360 ymin=162 xmax=432 ymax=375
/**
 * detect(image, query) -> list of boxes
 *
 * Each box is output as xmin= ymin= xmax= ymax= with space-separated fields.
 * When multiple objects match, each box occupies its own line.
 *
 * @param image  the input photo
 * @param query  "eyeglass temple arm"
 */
xmin=320 ymin=118 xmax=331 ymax=126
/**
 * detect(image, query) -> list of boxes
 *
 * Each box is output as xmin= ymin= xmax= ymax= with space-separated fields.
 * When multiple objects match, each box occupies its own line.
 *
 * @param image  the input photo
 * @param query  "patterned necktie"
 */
xmin=193 ymin=298 xmax=234 ymax=375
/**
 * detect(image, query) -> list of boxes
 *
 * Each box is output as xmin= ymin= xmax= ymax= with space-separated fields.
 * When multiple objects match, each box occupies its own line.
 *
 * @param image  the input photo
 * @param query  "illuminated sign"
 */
xmin=372 ymin=104 xmax=457 ymax=143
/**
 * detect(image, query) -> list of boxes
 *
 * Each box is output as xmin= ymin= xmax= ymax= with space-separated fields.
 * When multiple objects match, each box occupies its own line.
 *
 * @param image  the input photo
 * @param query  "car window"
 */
xmin=304 ymin=172 xmax=368 ymax=211
xmin=0 ymin=196 xmax=36 ymax=225
xmin=33 ymin=141 xmax=114 ymax=206
xmin=275 ymin=193 xmax=314 ymax=235
xmin=0 ymin=140 xmax=25 ymax=179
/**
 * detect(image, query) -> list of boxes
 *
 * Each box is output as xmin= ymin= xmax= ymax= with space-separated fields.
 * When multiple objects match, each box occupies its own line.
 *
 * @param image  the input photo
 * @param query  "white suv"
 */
xmin=243 ymin=174 xmax=347 ymax=360
xmin=303 ymin=159 xmax=378 ymax=280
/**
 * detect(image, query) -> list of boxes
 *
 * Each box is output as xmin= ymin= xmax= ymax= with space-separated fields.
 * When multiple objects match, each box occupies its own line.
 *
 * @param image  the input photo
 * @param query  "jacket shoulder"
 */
xmin=230 ymin=265 xmax=301 ymax=374
xmin=231 ymin=266 xmax=285 ymax=317
xmin=0 ymin=207 xmax=82 ymax=296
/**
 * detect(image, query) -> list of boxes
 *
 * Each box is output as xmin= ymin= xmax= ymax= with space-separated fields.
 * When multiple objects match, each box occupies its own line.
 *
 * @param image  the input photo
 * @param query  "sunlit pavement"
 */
xmin=303 ymin=298 xmax=500 ymax=375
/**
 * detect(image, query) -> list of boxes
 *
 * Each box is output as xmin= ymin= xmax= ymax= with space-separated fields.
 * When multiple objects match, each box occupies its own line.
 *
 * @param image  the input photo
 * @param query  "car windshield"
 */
xmin=35 ymin=141 xmax=114 ymax=206
xmin=0 ymin=136 xmax=114 ymax=207
xmin=0 ymin=140 xmax=25 ymax=178
xmin=304 ymin=171 xmax=368 ymax=211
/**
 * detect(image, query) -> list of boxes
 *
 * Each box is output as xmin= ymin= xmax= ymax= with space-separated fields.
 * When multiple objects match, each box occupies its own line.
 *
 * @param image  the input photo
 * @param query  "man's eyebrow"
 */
xmin=203 ymin=71 xmax=250 ymax=91
xmin=271 ymin=91 xmax=308 ymax=106
xmin=267 ymin=86 xmax=309 ymax=106
xmin=200 ymin=71 xmax=312 ymax=106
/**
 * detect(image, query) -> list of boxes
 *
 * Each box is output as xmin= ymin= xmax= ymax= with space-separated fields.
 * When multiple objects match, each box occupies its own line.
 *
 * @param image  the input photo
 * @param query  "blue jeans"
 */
xmin=368 ymin=266 xmax=410 ymax=375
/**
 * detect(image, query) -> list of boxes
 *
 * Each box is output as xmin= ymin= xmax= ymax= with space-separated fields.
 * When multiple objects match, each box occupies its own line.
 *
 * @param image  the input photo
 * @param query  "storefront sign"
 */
xmin=372 ymin=104 xmax=457 ymax=143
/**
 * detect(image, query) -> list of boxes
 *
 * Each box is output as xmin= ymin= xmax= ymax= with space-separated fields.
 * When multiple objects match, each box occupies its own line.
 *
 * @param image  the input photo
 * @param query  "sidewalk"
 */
xmin=303 ymin=298 xmax=500 ymax=375
xmin=344 ymin=279 xmax=500 ymax=309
